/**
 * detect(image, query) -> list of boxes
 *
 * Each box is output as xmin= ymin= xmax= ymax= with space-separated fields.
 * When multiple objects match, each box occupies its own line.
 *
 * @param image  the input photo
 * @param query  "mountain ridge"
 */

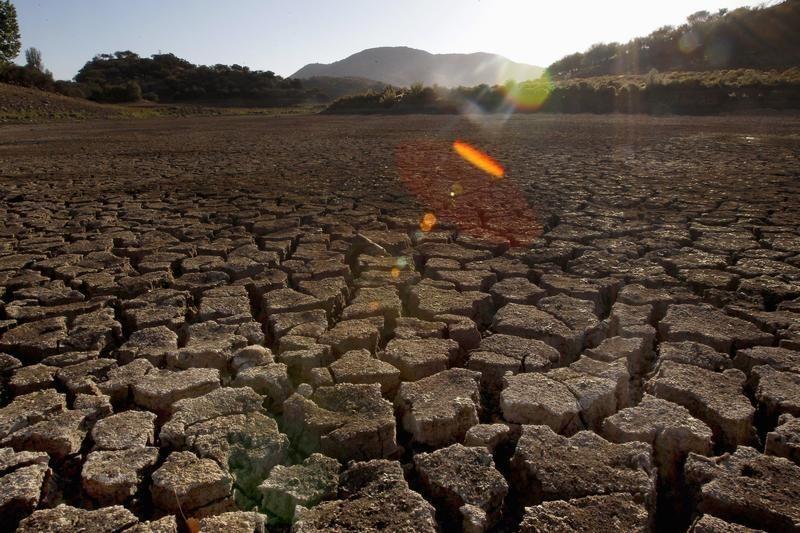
xmin=291 ymin=46 xmax=543 ymax=87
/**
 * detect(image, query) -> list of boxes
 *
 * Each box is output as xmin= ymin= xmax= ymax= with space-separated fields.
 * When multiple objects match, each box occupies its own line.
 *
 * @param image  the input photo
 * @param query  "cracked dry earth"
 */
xmin=0 ymin=113 xmax=799 ymax=533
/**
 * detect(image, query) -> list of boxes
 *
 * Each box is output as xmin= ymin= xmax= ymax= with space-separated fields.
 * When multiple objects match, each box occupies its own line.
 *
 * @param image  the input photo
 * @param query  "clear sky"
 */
xmin=13 ymin=0 xmax=764 ymax=81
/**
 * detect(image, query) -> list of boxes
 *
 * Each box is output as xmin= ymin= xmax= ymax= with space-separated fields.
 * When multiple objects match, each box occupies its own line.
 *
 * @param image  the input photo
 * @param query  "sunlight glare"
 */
xmin=452 ymin=140 xmax=505 ymax=178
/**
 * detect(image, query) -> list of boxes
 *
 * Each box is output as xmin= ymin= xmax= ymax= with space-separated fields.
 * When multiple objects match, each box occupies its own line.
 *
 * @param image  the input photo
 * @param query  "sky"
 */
xmin=13 ymin=0 xmax=765 ymax=81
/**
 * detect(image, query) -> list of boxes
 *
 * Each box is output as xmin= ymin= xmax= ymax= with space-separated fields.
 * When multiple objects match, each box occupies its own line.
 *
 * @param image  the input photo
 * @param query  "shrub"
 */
xmin=0 ymin=63 xmax=54 ymax=90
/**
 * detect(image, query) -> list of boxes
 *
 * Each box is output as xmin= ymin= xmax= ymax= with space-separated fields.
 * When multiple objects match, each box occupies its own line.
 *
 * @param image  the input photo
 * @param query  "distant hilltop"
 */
xmin=291 ymin=46 xmax=544 ymax=87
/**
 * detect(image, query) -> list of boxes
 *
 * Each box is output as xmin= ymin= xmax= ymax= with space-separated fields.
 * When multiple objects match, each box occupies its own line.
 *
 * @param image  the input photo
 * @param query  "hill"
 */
xmin=75 ymin=51 xmax=317 ymax=106
xmin=0 ymin=82 xmax=128 ymax=121
xmin=291 ymin=46 xmax=543 ymax=87
xmin=299 ymin=76 xmax=390 ymax=99
xmin=549 ymin=0 xmax=800 ymax=78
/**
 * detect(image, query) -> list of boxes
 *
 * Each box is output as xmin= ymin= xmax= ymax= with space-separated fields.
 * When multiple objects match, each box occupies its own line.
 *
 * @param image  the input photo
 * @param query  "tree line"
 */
xmin=548 ymin=0 xmax=800 ymax=78
xmin=72 ymin=51 xmax=316 ymax=105
xmin=0 ymin=0 xmax=329 ymax=106
xmin=325 ymin=70 xmax=800 ymax=115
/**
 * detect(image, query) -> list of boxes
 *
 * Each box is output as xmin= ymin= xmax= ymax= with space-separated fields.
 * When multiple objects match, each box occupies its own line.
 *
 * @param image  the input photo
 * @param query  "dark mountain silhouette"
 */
xmin=299 ymin=76 xmax=389 ymax=99
xmin=291 ymin=46 xmax=543 ymax=87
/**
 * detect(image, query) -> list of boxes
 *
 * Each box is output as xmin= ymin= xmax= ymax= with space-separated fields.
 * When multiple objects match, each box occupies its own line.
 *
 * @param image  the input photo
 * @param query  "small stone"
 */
xmin=230 ymin=345 xmax=274 ymax=372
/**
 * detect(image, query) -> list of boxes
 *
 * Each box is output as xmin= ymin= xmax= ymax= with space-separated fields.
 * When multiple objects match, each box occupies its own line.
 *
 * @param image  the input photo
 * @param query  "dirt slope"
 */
xmin=0 ymin=83 xmax=128 ymax=122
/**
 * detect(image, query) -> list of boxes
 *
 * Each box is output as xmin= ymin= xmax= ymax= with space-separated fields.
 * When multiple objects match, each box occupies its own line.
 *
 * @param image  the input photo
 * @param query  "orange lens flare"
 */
xmin=453 ymin=140 xmax=505 ymax=179
xmin=420 ymin=212 xmax=437 ymax=232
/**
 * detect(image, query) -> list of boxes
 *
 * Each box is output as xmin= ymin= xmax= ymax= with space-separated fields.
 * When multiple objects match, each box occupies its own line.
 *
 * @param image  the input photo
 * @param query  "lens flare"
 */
xmin=390 ymin=266 xmax=400 ymax=279
xmin=420 ymin=212 xmax=437 ymax=232
xmin=453 ymin=141 xmax=505 ymax=179
xmin=396 ymin=140 xmax=542 ymax=247
xmin=503 ymin=73 xmax=554 ymax=111
xmin=679 ymin=31 xmax=701 ymax=54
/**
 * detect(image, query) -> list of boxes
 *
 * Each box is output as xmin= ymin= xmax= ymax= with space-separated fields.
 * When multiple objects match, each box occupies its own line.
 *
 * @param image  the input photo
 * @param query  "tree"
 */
xmin=687 ymin=10 xmax=711 ymax=25
xmin=24 ymin=47 xmax=43 ymax=71
xmin=0 ymin=0 xmax=21 ymax=64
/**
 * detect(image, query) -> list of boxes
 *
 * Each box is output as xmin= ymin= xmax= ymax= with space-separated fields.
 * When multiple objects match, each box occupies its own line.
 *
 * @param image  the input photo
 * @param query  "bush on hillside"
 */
xmin=0 ymin=63 xmax=55 ymax=91
xmin=548 ymin=0 xmax=800 ymax=77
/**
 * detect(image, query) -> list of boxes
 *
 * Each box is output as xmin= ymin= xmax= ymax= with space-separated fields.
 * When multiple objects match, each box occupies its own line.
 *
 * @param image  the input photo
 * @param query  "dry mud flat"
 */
xmin=0 ymin=113 xmax=799 ymax=532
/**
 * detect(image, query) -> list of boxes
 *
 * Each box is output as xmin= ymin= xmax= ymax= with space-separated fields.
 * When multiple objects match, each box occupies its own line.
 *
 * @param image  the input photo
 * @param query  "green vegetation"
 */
xmin=325 ymin=69 xmax=800 ymax=115
xmin=548 ymin=0 xmax=800 ymax=78
xmin=0 ymin=0 xmax=20 ymax=64
xmin=72 ymin=51 xmax=318 ymax=105
xmin=1 ymin=47 xmax=378 ymax=107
